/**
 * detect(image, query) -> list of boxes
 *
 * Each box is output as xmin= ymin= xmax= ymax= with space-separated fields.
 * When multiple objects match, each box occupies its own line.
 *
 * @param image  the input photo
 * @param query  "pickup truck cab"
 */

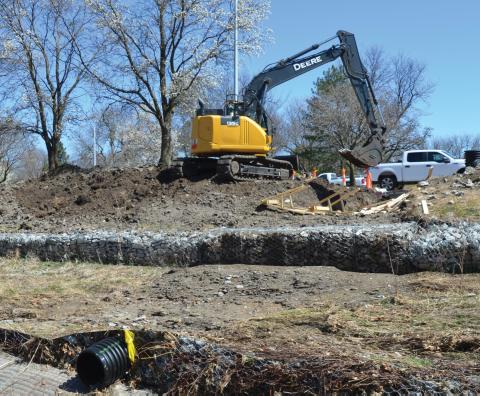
xmin=370 ymin=150 xmax=465 ymax=190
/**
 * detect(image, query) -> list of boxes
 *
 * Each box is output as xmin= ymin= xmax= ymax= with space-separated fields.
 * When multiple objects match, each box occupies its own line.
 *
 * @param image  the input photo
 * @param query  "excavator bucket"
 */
xmin=339 ymin=135 xmax=384 ymax=168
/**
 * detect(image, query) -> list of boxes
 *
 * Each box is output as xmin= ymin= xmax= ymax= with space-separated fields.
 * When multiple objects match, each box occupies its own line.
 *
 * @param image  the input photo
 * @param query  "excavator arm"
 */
xmin=242 ymin=30 xmax=386 ymax=168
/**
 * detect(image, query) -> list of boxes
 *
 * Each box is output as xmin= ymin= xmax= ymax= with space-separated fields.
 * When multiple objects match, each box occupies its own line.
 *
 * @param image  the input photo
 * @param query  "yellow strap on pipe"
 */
xmin=124 ymin=330 xmax=136 ymax=364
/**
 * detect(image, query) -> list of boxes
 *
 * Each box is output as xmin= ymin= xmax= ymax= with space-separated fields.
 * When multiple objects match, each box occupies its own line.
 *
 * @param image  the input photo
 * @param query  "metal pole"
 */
xmin=234 ymin=0 xmax=238 ymax=100
xmin=93 ymin=125 xmax=97 ymax=167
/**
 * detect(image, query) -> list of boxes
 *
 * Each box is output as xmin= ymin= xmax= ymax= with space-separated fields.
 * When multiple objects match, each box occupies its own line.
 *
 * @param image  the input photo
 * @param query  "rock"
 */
xmin=418 ymin=181 xmax=429 ymax=187
xmin=19 ymin=222 xmax=32 ymax=230
xmin=152 ymin=311 xmax=166 ymax=317
xmin=74 ymin=195 xmax=91 ymax=205
xmin=464 ymin=166 xmax=476 ymax=175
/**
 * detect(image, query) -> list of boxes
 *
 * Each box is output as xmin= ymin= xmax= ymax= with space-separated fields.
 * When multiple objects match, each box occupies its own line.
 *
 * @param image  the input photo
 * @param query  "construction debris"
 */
xmin=260 ymin=179 xmax=362 ymax=214
xmin=260 ymin=178 xmax=411 ymax=216
xmin=421 ymin=199 xmax=430 ymax=215
xmin=358 ymin=193 xmax=409 ymax=215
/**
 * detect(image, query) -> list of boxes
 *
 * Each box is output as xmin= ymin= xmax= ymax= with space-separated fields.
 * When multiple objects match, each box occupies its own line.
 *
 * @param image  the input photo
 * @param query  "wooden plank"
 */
xmin=425 ymin=167 xmax=433 ymax=180
xmin=358 ymin=193 xmax=409 ymax=215
xmin=263 ymin=199 xmax=280 ymax=206
xmin=421 ymin=199 xmax=429 ymax=215
xmin=309 ymin=205 xmax=331 ymax=212
xmin=261 ymin=180 xmax=363 ymax=215
xmin=265 ymin=177 xmax=317 ymax=201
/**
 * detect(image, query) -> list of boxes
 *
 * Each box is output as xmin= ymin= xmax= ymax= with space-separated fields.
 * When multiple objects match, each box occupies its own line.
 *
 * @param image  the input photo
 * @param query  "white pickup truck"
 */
xmin=318 ymin=172 xmax=366 ymax=187
xmin=370 ymin=150 xmax=466 ymax=190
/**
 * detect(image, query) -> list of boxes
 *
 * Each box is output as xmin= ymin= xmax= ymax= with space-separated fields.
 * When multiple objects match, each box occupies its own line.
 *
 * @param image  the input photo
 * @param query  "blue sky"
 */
xmin=242 ymin=0 xmax=480 ymax=138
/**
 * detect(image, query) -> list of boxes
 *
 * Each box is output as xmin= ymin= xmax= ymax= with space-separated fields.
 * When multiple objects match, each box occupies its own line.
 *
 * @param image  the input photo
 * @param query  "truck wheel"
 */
xmin=379 ymin=175 xmax=397 ymax=191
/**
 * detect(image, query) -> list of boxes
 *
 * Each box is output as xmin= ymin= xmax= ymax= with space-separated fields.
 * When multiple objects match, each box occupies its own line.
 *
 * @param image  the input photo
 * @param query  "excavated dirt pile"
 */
xmin=403 ymin=166 xmax=480 ymax=221
xmin=0 ymin=165 xmax=387 ymax=233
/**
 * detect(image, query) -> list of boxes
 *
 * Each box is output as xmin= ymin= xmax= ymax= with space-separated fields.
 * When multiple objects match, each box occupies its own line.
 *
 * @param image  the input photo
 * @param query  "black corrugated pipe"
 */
xmin=76 ymin=337 xmax=130 ymax=388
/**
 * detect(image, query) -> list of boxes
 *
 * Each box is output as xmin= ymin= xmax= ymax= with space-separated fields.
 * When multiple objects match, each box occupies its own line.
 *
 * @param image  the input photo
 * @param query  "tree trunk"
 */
xmin=0 ymin=169 xmax=7 ymax=184
xmin=158 ymin=111 xmax=173 ymax=167
xmin=158 ymin=125 xmax=172 ymax=167
xmin=348 ymin=163 xmax=355 ymax=187
xmin=45 ymin=137 xmax=59 ymax=171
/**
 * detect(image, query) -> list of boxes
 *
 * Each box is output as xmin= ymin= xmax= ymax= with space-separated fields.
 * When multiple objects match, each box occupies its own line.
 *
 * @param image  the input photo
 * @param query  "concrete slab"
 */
xmin=0 ymin=351 xmax=154 ymax=395
xmin=0 ymin=351 xmax=86 ymax=395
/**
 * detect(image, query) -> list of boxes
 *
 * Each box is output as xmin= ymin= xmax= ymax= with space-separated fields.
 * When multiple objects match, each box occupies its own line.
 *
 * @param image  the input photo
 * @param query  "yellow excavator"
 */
xmin=170 ymin=30 xmax=386 ymax=181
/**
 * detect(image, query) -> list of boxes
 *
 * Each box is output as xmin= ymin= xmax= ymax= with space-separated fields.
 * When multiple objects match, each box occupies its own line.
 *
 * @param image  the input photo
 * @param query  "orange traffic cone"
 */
xmin=365 ymin=167 xmax=373 ymax=189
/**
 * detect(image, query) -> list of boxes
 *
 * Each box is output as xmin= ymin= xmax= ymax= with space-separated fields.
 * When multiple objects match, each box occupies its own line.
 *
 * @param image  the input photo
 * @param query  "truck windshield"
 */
xmin=440 ymin=150 xmax=454 ymax=158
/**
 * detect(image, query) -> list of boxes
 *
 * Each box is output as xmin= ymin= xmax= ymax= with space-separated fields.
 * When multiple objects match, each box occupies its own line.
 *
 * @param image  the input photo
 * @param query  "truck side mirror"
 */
xmin=442 ymin=158 xmax=451 ymax=163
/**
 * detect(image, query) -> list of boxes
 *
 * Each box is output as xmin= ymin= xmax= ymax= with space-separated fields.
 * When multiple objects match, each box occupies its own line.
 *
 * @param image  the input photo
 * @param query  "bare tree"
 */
xmin=430 ymin=134 xmax=480 ymax=158
xmin=274 ymin=100 xmax=310 ymax=155
xmin=74 ymin=105 xmax=162 ymax=168
xmin=11 ymin=145 xmax=47 ymax=181
xmin=0 ymin=119 xmax=27 ymax=183
xmin=292 ymin=50 xmax=433 ymax=176
xmin=83 ymin=0 xmax=271 ymax=167
xmin=367 ymin=49 xmax=434 ymax=160
xmin=0 ymin=0 xmax=94 ymax=171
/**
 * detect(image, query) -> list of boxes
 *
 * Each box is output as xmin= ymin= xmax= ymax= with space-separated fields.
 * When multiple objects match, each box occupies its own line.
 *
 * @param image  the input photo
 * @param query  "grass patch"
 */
xmin=0 ymin=257 xmax=162 ymax=304
xmin=401 ymin=356 xmax=433 ymax=368
xmin=433 ymin=194 xmax=480 ymax=219
xmin=239 ymin=275 xmax=480 ymax=359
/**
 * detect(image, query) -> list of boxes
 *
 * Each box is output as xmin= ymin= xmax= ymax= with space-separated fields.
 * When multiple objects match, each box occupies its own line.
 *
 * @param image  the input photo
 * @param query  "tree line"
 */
xmin=0 ymin=0 xmax=475 ymax=184
xmin=0 ymin=0 xmax=270 ymax=181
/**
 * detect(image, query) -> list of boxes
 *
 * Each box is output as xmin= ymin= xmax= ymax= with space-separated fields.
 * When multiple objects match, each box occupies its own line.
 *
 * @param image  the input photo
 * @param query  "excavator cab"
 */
xmin=191 ymin=98 xmax=272 ymax=159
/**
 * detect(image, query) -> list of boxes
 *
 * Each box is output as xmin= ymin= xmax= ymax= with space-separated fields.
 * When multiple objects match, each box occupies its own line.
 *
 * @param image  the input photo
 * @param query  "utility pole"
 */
xmin=93 ymin=125 xmax=97 ymax=167
xmin=234 ymin=0 xmax=239 ymax=100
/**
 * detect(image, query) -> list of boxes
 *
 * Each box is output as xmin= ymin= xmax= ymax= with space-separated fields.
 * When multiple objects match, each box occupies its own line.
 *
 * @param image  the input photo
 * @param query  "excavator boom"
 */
xmin=336 ymin=31 xmax=386 ymax=167
xmin=243 ymin=30 xmax=386 ymax=167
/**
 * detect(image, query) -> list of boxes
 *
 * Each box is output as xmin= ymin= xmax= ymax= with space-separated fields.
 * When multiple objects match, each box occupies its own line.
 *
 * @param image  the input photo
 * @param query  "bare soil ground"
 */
xmin=2 ymin=167 xmax=480 ymax=392
xmin=0 ymin=166 xmax=391 ymax=234
xmin=1 ymin=258 xmax=479 ymax=391
xmin=1 ymin=164 xmax=480 ymax=234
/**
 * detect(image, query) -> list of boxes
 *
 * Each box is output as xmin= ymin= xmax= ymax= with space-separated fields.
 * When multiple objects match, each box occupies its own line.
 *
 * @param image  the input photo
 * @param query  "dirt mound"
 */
xmin=0 ymin=165 xmax=392 ymax=233
xmin=42 ymin=163 xmax=84 ymax=178
xmin=401 ymin=166 xmax=480 ymax=221
xmin=16 ymin=166 xmax=161 ymax=218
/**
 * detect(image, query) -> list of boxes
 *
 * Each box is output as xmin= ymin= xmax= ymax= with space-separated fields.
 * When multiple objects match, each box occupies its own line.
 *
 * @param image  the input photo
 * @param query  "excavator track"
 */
xmin=160 ymin=156 xmax=293 ymax=182
xmin=158 ymin=157 xmax=217 ymax=182
xmin=216 ymin=155 xmax=292 ymax=181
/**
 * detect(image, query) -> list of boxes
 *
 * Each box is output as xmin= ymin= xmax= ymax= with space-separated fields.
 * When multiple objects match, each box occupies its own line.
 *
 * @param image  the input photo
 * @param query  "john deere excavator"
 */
xmin=169 ymin=30 xmax=386 ymax=181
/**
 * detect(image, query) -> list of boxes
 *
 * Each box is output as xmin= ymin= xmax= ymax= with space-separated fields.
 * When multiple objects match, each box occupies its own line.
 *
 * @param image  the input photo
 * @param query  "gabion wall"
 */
xmin=0 ymin=223 xmax=478 ymax=274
